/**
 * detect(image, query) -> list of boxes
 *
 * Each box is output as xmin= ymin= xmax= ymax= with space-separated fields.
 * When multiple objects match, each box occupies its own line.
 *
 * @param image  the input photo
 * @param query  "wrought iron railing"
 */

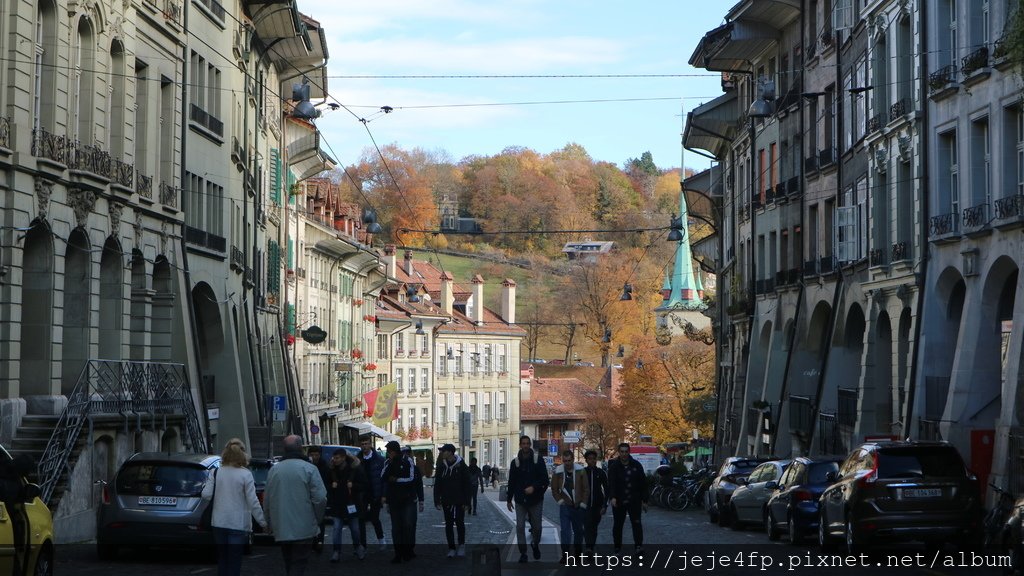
xmin=962 ymin=203 xmax=988 ymax=229
xmin=803 ymin=259 xmax=818 ymax=276
xmin=889 ymin=98 xmax=908 ymax=120
xmin=993 ymin=33 xmax=1010 ymax=60
xmin=113 ymin=159 xmax=134 ymax=188
xmin=67 ymin=141 xmax=113 ymax=178
xmin=867 ymin=111 xmax=886 ymax=135
xmin=244 ymin=266 xmax=254 ymax=285
xmin=928 ymin=65 xmax=957 ymax=92
xmin=0 ymin=116 xmax=10 ymax=149
xmin=819 ymin=256 xmax=836 ymax=274
xmin=994 ymin=195 xmax=1024 ymax=220
xmin=805 ymin=154 xmax=818 ymax=173
xmin=929 ymin=212 xmax=958 ymax=237
xmin=869 ymin=248 xmax=887 ymax=266
xmin=185 ymin=225 xmax=226 ymax=252
xmin=37 ymin=360 xmax=206 ymax=504
xmin=789 ymin=395 xmax=813 ymax=433
xmin=230 ymin=245 xmax=244 ymax=269
xmin=190 ymin=104 xmax=224 ymax=137
xmin=818 ymin=413 xmax=844 ymax=455
xmin=137 ymin=173 xmax=153 ymax=199
xmin=820 ymin=27 xmax=835 ymax=49
xmin=819 ymin=147 xmax=836 ymax=168
xmin=787 ymin=176 xmax=799 ymax=197
xmin=32 ymin=127 xmax=71 ymax=164
xmin=159 ymin=181 xmax=177 ymax=208
xmin=961 ymin=46 xmax=989 ymax=76
xmin=891 ymin=240 xmax=908 ymax=262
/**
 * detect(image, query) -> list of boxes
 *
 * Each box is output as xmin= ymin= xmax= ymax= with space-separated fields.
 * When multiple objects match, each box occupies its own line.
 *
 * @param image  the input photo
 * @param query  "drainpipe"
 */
xmin=904 ymin=0 xmax=929 ymax=439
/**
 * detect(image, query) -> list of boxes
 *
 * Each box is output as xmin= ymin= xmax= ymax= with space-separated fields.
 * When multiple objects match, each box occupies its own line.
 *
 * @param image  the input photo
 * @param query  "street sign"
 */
xmin=548 ymin=443 xmax=558 ymax=455
xmin=310 ymin=423 xmax=320 ymax=436
xmin=271 ymin=395 xmax=287 ymax=422
xmin=702 ymin=400 xmax=718 ymax=413
xmin=563 ymin=431 xmax=581 ymax=444
xmin=301 ymin=325 xmax=327 ymax=344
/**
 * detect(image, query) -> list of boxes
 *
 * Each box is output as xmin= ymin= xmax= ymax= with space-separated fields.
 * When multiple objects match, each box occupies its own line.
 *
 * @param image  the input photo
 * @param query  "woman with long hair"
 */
xmin=202 ymin=438 xmax=267 ymax=576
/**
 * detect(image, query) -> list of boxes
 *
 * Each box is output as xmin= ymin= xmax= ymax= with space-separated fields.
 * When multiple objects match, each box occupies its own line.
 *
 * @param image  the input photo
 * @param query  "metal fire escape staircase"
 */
xmin=35 ymin=360 xmax=207 ymax=506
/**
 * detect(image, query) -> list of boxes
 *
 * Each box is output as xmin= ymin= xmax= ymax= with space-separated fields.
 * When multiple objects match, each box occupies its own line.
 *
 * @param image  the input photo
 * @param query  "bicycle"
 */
xmin=984 ymin=483 xmax=1015 ymax=550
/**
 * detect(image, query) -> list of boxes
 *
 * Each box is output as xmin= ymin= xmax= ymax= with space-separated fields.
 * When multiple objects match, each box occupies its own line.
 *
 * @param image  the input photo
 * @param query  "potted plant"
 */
xmin=419 ymin=425 xmax=432 ymax=440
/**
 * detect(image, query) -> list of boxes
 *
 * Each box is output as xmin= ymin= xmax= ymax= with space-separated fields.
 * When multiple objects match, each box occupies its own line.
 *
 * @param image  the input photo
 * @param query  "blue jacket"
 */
xmin=360 ymin=449 xmax=386 ymax=499
xmin=507 ymin=450 xmax=549 ymax=507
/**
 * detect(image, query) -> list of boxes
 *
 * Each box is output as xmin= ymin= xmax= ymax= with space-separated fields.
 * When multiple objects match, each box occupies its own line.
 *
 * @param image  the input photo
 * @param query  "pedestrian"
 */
xmin=466 ymin=457 xmax=482 ymax=515
xmin=263 ymin=435 xmax=327 ymax=576
xmin=481 ymin=462 xmax=491 ymax=492
xmin=404 ymin=446 xmax=426 ymax=559
xmin=607 ymin=442 xmax=648 ymax=555
xmin=582 ymin=449 xmax=608 ymax=554
xmin=434 ymin=444 xmax=473 ymax=558
xmin=381 ymin=440 xmax=419 ymax=563
xmin=491 ymin=465 xmax=499 ymax=488
xmin=326 ymin=450 xmax=367 ymax=562
xmin=551 ymin=449 xmax=588 ymax=558
xmin=201 ymin=439 xmax=267 ymax=576
xmin=506 ymin=435 xmax=549 ymax=563
xmin=306 ymin=445 xmax=330 ymax=552
xmin=357 ymin=435 xmax=388 ymax=551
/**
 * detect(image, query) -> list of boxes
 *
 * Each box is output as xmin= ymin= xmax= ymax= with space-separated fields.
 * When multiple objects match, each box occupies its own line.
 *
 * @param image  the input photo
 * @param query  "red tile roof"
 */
xmin=520 ymin=378 xmax=609 ymax=422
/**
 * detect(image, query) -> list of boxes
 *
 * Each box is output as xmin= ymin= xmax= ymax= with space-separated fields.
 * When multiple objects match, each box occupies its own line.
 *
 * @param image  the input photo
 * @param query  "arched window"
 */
xmin=74 ymin=17 xmax=96 ymax=142
xmin=34 ymin=0 xmax=58 ymax=132
xmin=110 ymin=41 xmax=126 ymax=157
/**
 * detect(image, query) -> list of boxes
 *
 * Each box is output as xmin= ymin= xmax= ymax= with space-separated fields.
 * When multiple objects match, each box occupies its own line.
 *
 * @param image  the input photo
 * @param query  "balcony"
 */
xmin=805 ymin=154 xmax=819 ymax=174
xmin=0 ymin=116 xmax=9 ymax=149
xmin=113 ymin=159 xmax=134 ymax=189
xmin=803 ymin=259 xmax=818 ymax=277
xmin=993 ymin=194 xmax=1024 ymax=229
xmin=960 ymin=46 xmax=990 ymax=82
xmin=230 ymin=245 xmax=244 ymax=270
xmin=993 ymin=33 xmax=1014 ymax=69
xmin=184 ymin=225 xmax=227 ymax=253
xmin=928 ymin=212 xmax=960 ymax=241
xmin=818 ymin=147 xmax=837 ymax=169
xmin=928 ymin=65 xmax=958 ymax=99
xmin=889 ymin=98 xmax=908 ymax=122
xmin=68 ymin=140 xmax=114 ymax=181
xmin=891 ymin=241 xmax=909 ymax=262
xmin=867 ymin=111 xmax=886 ymax=136
xmin=136 ymin=173 xmax=153 ymax=199
xmin=244 ymin=266 xmax=254 ymax=286
xmin=786 ymin=176 xmax=800 ymax=198
xmin=159 ymin=181 xmax=177 ymax=208
xmin=962 ymin=203 xmax=990 ymax=236
xmin=189 ymin=104 xmax=224 ymax=138
xmin=869 ymin=248 xmax=887 ymax=267
xmin=819 ymin=256 xmax=836 ymax=275
xmin=819 ymin=27 xmax=835 ymax=51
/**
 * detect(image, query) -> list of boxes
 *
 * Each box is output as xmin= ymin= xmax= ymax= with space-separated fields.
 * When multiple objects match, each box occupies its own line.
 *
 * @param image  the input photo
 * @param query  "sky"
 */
xmin=298 ymin=0 xmax=727 ymax=173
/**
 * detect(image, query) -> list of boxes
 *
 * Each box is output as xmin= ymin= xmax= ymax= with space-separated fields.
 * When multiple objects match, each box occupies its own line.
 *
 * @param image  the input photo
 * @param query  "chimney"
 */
xmin=500 ymin=278 xmax=516 ymax=324
xmin=440 ymin=271 xmax=454 ymax=315
xmin=383 ymin=244 xmax=397 ymax=278
xmin=403 ymin=249 xmax=414 ymax=276
xmin=471 ymin=275 xmax=485 ymax=325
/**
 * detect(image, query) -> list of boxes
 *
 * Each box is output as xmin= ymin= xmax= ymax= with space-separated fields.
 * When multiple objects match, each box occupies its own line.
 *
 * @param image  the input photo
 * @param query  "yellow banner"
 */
xmin=372 ymin=382 xmax=398 ymax=427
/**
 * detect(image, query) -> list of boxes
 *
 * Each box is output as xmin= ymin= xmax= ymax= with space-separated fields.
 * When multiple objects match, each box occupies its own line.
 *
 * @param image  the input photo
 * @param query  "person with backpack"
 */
xmin=506 ymin=436 xmax=549 ymax=563
xmin=433 ymin=444 xmax=474 ymax=558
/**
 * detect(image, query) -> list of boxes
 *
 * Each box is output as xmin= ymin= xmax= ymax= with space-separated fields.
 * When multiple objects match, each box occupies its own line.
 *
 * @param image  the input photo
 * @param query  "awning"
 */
xmin=273 ymin=15 xmax=330 ymax=99
xmin=684 ymin=93 xmax=738 ymax=160
xmin=342 ymin=421 xmax=399 ymax=442
xmin=683 ymin=446 xmax=713 ymax=458
xmin=691 ymin=20 xmax=781 ymax=72
xmin=246 ymin=0 xmax=304 ymax=48
xmin=285 ymin=124 xmax=335 ymax=181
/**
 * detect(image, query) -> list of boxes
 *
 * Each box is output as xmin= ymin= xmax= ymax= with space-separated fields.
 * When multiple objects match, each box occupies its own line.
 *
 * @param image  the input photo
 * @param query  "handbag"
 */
xmin=199 ymin=469 xmax=218 ymax=530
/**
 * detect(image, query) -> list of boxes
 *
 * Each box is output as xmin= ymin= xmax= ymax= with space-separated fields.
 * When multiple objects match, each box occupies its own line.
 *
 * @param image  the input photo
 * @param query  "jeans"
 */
xmin=442 ymin=505 xmax=466 ymax=549
xmin=331 ymin=516 xmax=362 ymax=551
xmin=611 ymin=501 xmax=644 ymax=550
xmin=469 ymin=490 xmax=478 ymax=513
xmin=514 ymin=501 xmax=544 ymax=553
xmin=359 ymin=499 xmax=385 ymax=546
xmin=279 ymin=539 xmax=313 ymax=576
xmin=584 ymin=506 xmax=604 ymax=551
xmin=213 ymin=527 xmax=247 ymax=576
xmin=558 ymin=504 xmax=585 ymax=554
xmin=388 ymin=499 xmax=417 ymax=559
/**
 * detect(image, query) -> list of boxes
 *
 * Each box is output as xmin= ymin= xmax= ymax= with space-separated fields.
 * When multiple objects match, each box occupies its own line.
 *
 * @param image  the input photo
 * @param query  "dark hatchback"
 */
xmin=818 ymin=441 xmax=982 ymax=554
xmin=248 ymin=459 xmax=275 ymax=539
xmin=706 ymin=456 xmax=776 ymax=525
xmin=764 ymin=456 xmax=843 ymax=543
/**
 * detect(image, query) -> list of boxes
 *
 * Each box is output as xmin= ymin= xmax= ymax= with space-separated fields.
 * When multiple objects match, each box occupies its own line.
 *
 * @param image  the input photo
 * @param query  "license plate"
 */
xmin=138 ymin=496 xmax=177 ymax=506
xmin=902 ymin=488 xmax=942 ymax=498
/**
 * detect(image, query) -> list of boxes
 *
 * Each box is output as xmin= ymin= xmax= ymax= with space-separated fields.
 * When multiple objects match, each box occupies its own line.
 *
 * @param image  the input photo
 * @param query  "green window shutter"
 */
xmin=267 ymin=240 xmax=280 ymax=295
xmin=287 ymin=304 xmax=296 ymax=335
xmin=270 ymin=148 xmax=281 ymax=204
xmin=287 ymin=238 xmax=294 ymax=270
xmin=287 ymin=170 xmax=296 ymax=205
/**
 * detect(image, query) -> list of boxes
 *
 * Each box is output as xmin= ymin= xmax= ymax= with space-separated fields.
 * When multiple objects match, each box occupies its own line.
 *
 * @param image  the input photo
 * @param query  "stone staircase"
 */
xmin=8 ymin=414 xmax=84 ymax=512
xmin=247 ymin=425 xmax=284 ymax=459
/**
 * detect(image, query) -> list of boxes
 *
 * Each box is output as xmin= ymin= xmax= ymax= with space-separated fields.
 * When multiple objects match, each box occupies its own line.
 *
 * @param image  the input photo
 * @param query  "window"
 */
xmin=809 ymin=204 xmax=819 ymax=263
xmin=437 ymin=353 xmax=447 ymax=376
xmin=420 ymin=368 xmax=428 ymax=393
xmin=498 ymin=344 xmax=507 ymax=373
xmin=1018 ymin=105 xmax=1024 ymax=196
xmin=970 ymin=0 xmax=990 ymax=49
xmin=407 ymin=333 xmax=415 ymax=355
xmin=408 ymin=368 xmax=416 ymax=393
xmin=407 ymin=408 xmax=415 ymax=432
xmin=455 ymin=345 xmax=464 ymax=375
xmin=498 ymin=439 xmax=507 ymax=468
xmin=421 ymin=335 xmax=429 ymax=354
xmin=483 ymin=344 xmax=492 ymax=373
xmin=939 ymin=0 xmax=957 ymax=67
xmin=897 ymin=15 xmax=912 ymax=104
xmin=470 ymin=392 xmax=478 ymax=421
xmin=452 ymin=393 xmax=462 ymax=425
xmin=856 ymin=176 xmax=868 ymax=258
xmin=842 ymin=71 xmax=853 ymax=149
xmin=769 ymin=142 xmax=778 ymax=191
xmin=438 ymin=393 xmax=447 ymax=425
xmin=483 ymin=392 xmax=492 ymax=421
xmin=758 ymin=148 xmax=767 ymax=203
xmin=377 ymin=334 xmax=389 ymax=359
xmin=395 ymin=368 xmax=403 ymax=393
xmin=483 ymin=441 xmax=491 ymax=467
xmin=939 ymin=130 xmax=960 ymax=218
xmin=498 ymin=391 xmax=507 ymax=421
xmin=394 ymin=333 xmax=404 ymax=354
xmin=825 ymin=85 xmax=837 ymax=153
xmin=872 ymin=34 xmax=889 ymax=120
xmin=809 ymin=98 xmax=820 ymax=154
xmin=421 ymin=408 xmax=429 ymax=427
xmin=971 ymin=118 xmax=990 ymax=207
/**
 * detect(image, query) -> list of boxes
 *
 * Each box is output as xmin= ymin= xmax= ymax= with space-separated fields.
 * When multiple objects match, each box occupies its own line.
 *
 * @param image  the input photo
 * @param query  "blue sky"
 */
xmin=300 ymin=1 xmax=727 ymax=173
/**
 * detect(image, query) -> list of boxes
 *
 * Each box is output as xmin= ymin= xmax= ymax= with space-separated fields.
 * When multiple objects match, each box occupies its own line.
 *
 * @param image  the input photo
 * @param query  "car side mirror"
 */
xmin=825 ymin=471 xmax=838 ymax=482
xmin=737 ymin=477 xmax=748 ymax=485
xmin=21 ymin=483 xmax=41 ymax=503
xmin=765 ymin=481 xmax=778 ymax=490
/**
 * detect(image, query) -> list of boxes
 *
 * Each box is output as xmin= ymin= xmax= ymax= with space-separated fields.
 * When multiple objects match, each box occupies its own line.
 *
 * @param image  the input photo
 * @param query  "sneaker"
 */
xmin=356 ymin=546 xmax=366 ymax=560
xmin=532 ymin=543 xmax=541 ymax=560
xmin=330 ymin=551 xmax=340 ymax=563
xmin=519 ymin=553 xmax=529 ymax=564
xmin=378 ymin=537 xmax=388 ymax=552
xmin=456 ymin=545 xmax=466 ymax=557
xmin=447 ymin=549 xmax=456 ymax=559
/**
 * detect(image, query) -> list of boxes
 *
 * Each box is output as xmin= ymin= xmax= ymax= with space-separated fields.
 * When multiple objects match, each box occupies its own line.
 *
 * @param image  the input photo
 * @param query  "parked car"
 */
xmin=728 ymin=459 xmax=791 ymax=529
xmin=306 ymin=445 xmax=361 ymax=461
xmin=527 ymin=358 xmax=547 ymax=364
xmin=0 ymin=445 xmax=54 ymax=576
xmin=705 ymin=456 xmax=775 ymax=525
xmin=1000 ymin=493 xmax=1024 ymax=574
xmin=248 ymin=459 xmax=275 ymax=540
xmin=764 ymin=456 xmax=843 ymax=543
xmin=818 ymin=441 xmax=982 ymax=554
xmin=96 ymin=452 xmax=220 ymax=559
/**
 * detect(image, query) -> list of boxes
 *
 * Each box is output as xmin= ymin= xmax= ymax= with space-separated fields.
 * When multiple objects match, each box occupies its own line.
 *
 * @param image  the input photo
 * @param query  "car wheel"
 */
xmin=730 ymin=504 xmax=744 ymax=531
xmin=96 ymin=541 xmax=118 ymax=561
xmin=788 ymin=512 xmax=803 ymax=545
xmin=766 ymin=509 xmax=781 ymax=541
xmin=818 ymin=511 xmax=838 ymax=552
xmin=845 ymin=517 xmax=867 ymax=555
xmin=707 ymin=493 xmax=719 ymax=523
xmin=717 ymin=499 xmax=731 ymax=527
xmin=33 ymin=543 xmax=53 ymax=576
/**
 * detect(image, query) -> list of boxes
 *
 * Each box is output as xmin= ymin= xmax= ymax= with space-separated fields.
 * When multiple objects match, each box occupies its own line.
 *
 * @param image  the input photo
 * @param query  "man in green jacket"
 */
xmin=264 ymin=435 xmax=328 ymax=575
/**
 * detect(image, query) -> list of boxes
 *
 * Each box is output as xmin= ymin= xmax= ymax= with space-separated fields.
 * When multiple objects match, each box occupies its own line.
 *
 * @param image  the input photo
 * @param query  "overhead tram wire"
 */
xmin=398 ymin=225 xmax=671 ymax=236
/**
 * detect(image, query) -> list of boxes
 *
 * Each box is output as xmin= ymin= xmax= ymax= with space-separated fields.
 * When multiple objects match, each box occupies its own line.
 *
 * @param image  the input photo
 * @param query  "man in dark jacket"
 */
xmin=358 ymin=435 xmax=387 ymax=550
xmin=481 ymin=463 xmax=491 ymax=492
xmin=582 ymin=450 xmax=609 ymax=554
xmin=307 ymin=445 xmax=331 ymax=551
xmin=326 ymin=451 xmax=367 ymax=561
xmin=506 ymin=435 xmax=549 ymax=563
xmin=434 ymin=444 xmax=474 ymax=557
xmin=607 ymin=443 xmax=648 ymax=554
xmin=466 ymin=458 xmax=482 ymax=514
xmin=381 ymin=440 xmax=419 ymax=563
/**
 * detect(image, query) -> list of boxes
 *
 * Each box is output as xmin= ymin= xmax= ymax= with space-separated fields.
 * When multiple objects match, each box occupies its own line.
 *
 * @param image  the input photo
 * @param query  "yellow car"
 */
xmin=0 ymin=445 xmax=54 ymax=576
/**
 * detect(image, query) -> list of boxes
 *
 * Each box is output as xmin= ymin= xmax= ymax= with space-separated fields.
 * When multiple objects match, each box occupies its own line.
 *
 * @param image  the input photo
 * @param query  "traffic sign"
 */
xmin=271 ymin=395 xmax=287 ymax=422
xmin=563 ymin=431 xmax=581 ymax=444
xmin=548 ymin=443 xmax=558 ymax=455
xmin=310 ymin=423 xmax=320 ymax=436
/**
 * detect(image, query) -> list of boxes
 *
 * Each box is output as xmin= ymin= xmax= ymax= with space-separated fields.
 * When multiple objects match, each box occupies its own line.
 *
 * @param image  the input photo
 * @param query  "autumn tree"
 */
xmin=345 ymin=145 xmax=439 ymax=246
xmin=624 ymin=151 xmax=659 ymax=199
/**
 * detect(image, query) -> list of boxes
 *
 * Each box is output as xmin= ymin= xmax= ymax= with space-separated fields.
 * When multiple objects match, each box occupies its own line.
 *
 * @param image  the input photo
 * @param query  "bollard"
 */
xmin=470 ymin=545 xmax=502 ymax=576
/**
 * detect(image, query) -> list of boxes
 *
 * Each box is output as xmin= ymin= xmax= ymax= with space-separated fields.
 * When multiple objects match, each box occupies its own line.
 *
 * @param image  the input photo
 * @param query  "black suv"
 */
xmin=818 ymin=441 xmax=982 ymax=554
